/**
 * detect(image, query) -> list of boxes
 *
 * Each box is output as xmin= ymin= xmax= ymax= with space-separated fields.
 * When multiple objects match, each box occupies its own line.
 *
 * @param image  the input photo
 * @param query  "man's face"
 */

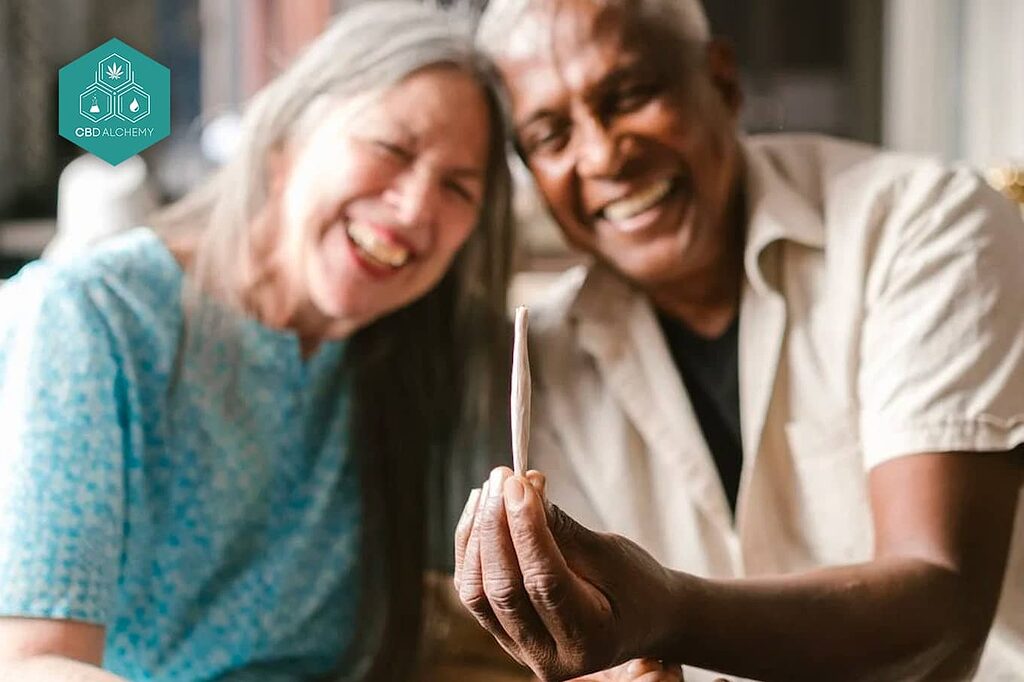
xmin=498 ymin=0 xmax=742 ymax=289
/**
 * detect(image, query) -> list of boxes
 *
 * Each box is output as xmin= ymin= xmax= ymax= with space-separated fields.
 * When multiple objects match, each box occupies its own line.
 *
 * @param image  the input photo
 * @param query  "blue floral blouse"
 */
xmin=0 ymin=229 xmax=361 ymax=681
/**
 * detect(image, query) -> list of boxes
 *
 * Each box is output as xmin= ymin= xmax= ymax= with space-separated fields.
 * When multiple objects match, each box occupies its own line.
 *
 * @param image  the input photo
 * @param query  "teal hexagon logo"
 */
xmin=117 ymin=85 xmax=151 ymax=123
xmin=80 ymin=83 xmax=114 ymax=123
xmin=59 ymin=39 xmax=170 ymax=165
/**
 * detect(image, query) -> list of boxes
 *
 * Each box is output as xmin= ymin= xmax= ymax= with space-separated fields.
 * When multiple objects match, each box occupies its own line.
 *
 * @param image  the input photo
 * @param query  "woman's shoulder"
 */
xmin=0 ymin=228 xmax=184 ymax=354
xmin=57 ymin=226 xmax=180 ymax=289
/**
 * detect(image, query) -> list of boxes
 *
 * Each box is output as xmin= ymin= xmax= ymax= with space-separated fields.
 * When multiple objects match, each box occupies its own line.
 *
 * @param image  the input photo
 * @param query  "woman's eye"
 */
xmin=373 ymin=140 xmax=412 ymax=160
xmin=444 ymin=179 xmax=476 ymax=204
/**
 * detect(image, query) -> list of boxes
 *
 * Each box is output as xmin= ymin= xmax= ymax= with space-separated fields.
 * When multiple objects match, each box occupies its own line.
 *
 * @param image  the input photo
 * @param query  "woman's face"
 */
xmin=270 ymin=66 xmax=491 ymax=335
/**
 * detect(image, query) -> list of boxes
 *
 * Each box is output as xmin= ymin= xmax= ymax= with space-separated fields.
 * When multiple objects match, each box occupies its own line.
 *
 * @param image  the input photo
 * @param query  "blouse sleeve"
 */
xmin=0 ymin=267 xmax=127 ymax=624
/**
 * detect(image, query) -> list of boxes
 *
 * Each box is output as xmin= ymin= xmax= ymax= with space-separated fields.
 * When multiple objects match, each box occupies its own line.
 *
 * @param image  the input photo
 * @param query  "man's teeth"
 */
xmin=346 ymin=222 xmax=410 ymax=268
xmin=602 ymin=179 xmax=674 ymax=222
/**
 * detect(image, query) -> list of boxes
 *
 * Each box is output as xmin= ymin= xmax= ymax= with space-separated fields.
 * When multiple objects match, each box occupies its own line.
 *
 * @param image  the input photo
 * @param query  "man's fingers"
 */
xmin=625 ymin=659 xmax=663 ymax=676
xmin=566 ymin=659 xmax=682 ymax=682
xmin=626 ymin=659 xmax=684 ymax=681
xmin=477 ymin=468 xmax=556 ymax=665
xmin=543 ymin=496 xmax=598 ymax=554
xmin=453 ymin=487 xmax=481 ymax=591
xmin=457 ymin=480 xmax=489 ymax=610
xmin=526 ymin=469 xmax=546 ymax=497
xmin=633 ymin=670 xmax=685 ymax=682
xmin=503 ymin=474 xmax=609 ymax=658
xmin=457 ymin=479 xmax=521 ymax=658
xmin=663 ymin=664 xmax=686 ymax=682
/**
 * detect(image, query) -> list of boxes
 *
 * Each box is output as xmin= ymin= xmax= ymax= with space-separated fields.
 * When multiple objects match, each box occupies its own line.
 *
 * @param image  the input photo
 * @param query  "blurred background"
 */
xmin=0 ymin=0 xmax=1022 ymax=280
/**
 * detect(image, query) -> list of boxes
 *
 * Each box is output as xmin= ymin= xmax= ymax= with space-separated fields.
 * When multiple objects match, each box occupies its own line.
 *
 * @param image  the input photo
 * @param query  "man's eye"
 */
xmin=523 ymin=124 xmax=569 ymax=156
xmin=612 ymin=83 xmax=658 ymax=113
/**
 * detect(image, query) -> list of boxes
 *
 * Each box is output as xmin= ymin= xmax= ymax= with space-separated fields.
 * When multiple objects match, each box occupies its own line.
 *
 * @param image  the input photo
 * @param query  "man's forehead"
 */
xmin=498 ymin=0 xmax=635 ymax=61
xmin=501 ymin=55 xmax=621 ymax=131
xmin=498 ymin=4 xmax=648 ymax=114
xmin=501 ymin=48 xmax=641 ymax=109
xmin=497 ymin=5 xmax=559 ymax=63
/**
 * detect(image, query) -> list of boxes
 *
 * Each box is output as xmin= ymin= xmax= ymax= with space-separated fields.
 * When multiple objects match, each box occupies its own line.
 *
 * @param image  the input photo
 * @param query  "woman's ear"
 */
xmin=266 ymin=144 xmax=293 ymax=199
xmin=705 ymin=38 xmax=743 ymax=118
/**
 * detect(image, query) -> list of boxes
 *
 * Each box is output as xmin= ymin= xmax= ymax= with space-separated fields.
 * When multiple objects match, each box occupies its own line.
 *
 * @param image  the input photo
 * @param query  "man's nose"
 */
xmin=575 ymin=114 xmax=625 ymax=179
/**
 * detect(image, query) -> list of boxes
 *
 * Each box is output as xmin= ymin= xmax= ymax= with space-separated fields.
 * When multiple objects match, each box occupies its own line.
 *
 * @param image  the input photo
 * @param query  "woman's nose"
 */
xmin=386 ymin=167 xmax=441 ymax=229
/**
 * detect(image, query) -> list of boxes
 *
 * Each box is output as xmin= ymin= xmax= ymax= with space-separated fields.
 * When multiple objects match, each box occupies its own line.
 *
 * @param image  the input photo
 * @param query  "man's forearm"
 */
xmin=0 ymin=656 xmax=129 ymax=682
xmin=657 ymin=556 xmax=990 ymax=681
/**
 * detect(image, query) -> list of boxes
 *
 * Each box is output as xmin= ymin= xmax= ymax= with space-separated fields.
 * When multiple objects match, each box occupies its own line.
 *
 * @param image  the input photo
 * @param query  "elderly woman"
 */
xmin=0 ymin=3 xmax=513 ymax=680
xmin=457 ymin=0 xmax=1024 ymax=680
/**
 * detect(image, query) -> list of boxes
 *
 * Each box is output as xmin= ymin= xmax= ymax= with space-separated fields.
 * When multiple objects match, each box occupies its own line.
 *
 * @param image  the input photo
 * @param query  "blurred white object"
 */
xmin=200 ymin=112 xmax=242 ymax=165
xmin=45 ymin=154 xmax=158 ymax=263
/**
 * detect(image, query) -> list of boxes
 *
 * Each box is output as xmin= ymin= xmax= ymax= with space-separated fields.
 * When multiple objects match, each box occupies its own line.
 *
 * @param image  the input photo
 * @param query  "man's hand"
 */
xmin=455 ymin=451 xmax=1021 ymax=681
xmin=454 ymin=467 xmax=681 ymax=680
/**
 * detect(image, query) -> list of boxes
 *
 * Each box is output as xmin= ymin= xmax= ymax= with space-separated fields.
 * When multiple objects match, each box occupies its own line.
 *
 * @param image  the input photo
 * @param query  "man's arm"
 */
xmin=0 ymin=618 xmax=128 ymax=682
xmin=660 ymin=450 xmax=1021 ymax=680
xmin=458 ymin=451 xmax=1021 ymax=681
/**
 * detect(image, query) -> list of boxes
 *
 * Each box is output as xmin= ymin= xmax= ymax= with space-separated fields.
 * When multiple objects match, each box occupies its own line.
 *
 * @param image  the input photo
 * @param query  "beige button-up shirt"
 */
xmin=529 ymin=134 xmax=1024 ymax=681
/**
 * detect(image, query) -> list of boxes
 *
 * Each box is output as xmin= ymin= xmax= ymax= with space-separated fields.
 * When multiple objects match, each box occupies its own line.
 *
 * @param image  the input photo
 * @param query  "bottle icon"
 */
xmin=89 ymin=96 xmax=100 ymax=114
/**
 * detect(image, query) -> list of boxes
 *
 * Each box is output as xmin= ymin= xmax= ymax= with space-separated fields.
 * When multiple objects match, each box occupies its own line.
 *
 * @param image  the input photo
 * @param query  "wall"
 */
xmin=884 ymin=0 xmax=1024 ymax=167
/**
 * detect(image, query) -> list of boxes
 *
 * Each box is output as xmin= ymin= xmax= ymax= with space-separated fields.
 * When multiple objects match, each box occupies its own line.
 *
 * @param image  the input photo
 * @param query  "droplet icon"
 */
xmin=129 ymin=98 xmax=140 ymax=113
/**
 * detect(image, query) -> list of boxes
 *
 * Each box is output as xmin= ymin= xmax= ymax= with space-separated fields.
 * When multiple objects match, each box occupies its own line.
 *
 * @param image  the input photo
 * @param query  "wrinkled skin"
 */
xmin=454 ymin=468 xmax=683 ymax=680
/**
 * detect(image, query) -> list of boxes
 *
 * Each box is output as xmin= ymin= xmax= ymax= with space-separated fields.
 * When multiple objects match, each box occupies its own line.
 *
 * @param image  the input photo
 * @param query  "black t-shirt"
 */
xmin=657 ymin=312 xmax=743 ymax=515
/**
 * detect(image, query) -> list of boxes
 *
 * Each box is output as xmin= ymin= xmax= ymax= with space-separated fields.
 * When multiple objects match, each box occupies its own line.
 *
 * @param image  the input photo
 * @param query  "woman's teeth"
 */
xmin=346 ymin=222 xmax=410 ymax=268
xmin=602 ymin=179 xmax=674 ymax=222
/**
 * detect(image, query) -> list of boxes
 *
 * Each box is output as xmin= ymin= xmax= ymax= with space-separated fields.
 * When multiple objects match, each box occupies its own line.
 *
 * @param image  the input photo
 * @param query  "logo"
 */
xmin=59 ymin=39 xmax=170 ymax=165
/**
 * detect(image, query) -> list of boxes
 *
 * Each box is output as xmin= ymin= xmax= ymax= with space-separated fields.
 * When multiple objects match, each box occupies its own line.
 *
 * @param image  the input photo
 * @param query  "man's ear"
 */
xmin=705 ymin=38 xmax=743 ymax=119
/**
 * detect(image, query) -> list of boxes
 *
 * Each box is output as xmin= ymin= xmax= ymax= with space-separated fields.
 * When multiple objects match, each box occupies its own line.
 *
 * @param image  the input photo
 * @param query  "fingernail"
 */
xmin=461 ymin=488 xmax=481 ymax=521
xmin=488 ymin=468 xmax=504 ymax=499
xmin=505 ymin=476 xmax=525 ymax=508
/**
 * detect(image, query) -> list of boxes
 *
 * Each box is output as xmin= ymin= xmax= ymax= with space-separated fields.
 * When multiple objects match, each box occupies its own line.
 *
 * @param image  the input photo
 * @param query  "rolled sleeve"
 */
xmin=859 ymin=169 xmax=1024 ymax=467
xmin=0 ymin=268 xmax=126 ymax=624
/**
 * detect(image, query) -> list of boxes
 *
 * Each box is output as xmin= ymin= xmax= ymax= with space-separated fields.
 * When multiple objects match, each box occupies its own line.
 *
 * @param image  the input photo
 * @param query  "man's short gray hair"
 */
xmin=476 ymin=0 xmax=710 ymax=58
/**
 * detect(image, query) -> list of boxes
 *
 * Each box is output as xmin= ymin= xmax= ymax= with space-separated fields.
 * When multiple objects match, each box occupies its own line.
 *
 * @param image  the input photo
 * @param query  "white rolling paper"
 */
xmin=511 ymin=306 xmax=531 ymax=477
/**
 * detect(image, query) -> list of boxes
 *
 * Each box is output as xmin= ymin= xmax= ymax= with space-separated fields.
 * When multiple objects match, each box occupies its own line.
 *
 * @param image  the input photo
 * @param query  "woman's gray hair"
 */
xmin=159 ymin=0 xmax=509 ymax=313
xmin=476 ymin=0 xmax=710 ymax=61
xmin=155 ymin=4 xmax=514 ymax=680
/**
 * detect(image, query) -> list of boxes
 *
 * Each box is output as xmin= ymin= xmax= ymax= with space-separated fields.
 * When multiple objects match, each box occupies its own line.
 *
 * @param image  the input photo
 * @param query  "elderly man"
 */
xmin=455 ymin=0 xmax=1024 ymax=680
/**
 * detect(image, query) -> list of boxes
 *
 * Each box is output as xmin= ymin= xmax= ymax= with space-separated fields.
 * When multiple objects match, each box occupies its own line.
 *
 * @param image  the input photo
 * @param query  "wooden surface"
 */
xmin=416 ymin=572 xmax=532 ymax=682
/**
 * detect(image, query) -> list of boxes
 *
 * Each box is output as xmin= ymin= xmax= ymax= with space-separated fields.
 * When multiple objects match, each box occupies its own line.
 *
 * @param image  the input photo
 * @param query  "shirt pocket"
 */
xmin=784 ymin=416 xmax=874 ymax=565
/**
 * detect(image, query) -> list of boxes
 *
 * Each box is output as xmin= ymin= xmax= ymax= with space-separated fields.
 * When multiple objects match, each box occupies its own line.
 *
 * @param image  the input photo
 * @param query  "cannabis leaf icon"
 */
xmin=106 ymin=63 xmax=124 ymax=80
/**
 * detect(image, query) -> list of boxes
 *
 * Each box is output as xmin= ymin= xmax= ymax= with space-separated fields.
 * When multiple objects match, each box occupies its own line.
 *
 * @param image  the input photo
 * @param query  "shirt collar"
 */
xmin=568 ymin=260 xmax=637 ymax=362
xmin=740 ymin=136 xmax=825 ymax=293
